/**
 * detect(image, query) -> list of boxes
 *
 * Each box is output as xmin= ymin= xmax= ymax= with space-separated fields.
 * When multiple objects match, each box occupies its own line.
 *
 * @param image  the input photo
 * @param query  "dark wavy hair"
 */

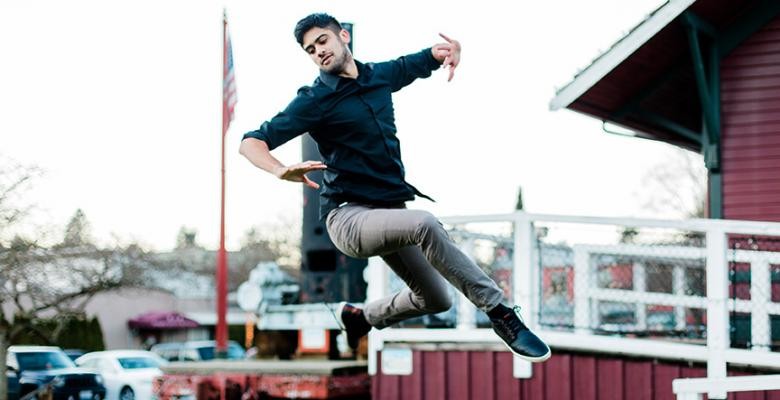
xmin=294 ymin=13 xmax=342 ymax=46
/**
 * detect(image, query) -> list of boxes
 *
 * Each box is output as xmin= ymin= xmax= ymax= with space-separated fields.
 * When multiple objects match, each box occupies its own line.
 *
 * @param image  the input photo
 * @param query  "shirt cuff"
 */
xmin=242 ymin=131 xmax=272 ymax=148
xmin=423 ymin=47 xmax=442 ymax=70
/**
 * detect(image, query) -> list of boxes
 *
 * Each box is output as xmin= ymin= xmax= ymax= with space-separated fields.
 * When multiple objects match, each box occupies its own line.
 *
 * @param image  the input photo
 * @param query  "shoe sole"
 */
xmin=334 ymin=301 xmax=347 ymax=331
xmin=500 ymin=340 xmax=552 ymax=363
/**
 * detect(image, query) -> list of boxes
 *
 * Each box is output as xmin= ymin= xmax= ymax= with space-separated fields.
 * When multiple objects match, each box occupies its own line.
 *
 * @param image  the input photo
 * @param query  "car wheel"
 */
xmin=120 ymin=387 xmax=135 ymax=400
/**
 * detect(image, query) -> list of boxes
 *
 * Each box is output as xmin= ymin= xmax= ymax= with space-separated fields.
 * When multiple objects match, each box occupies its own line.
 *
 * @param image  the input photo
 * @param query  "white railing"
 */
xmin=673 ymin=375 xmax=780 ymax=399
xmin=366 ymin=211 xmax=780 ymax=398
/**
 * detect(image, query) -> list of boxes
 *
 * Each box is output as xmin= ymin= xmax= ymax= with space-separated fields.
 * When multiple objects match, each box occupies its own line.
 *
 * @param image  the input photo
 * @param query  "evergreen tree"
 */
xmin=62 ymin=209 xmax=93 ymax=247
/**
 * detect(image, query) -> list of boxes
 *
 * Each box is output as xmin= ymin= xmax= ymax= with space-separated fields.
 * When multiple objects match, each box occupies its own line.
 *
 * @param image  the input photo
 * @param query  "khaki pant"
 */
xmin=326 ymin=203 xmax=505 ymax=328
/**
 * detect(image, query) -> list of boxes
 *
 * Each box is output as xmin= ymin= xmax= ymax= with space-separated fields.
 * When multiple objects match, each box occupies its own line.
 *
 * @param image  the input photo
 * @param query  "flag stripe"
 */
xmin=223 ymin=14 xmax=237 ymax=134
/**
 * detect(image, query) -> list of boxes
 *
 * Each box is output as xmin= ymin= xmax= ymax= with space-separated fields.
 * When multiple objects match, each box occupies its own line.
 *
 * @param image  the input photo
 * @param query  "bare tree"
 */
xmin=638 ymin=148 xmax=707 ymax=219
xmin=231 ymin=225 xmax=296 ymax=289
xmin=623 ymin=149 xmax=707 ymax=247
xmin=0 ymin=158 xmax=41 ymax=241
xmin=256 ymin=217 xmax=301 ymax=270
xmin=0 ymin=158 xmax=153 ymax=400
xmin=159 ymin=222 xmax=300 ymax=293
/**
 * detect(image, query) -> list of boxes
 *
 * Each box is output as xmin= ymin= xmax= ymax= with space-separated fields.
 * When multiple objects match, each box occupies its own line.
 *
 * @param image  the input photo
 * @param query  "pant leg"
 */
xmin=326 ymin=204 xmax=505 ymax=322
xmin=362 ymin=246 xmax=452 ymax=328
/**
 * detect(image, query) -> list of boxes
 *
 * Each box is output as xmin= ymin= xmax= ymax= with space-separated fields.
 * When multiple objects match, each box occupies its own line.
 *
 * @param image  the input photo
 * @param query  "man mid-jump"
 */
xmin=239 ymin=13 xmax=550 ymax=362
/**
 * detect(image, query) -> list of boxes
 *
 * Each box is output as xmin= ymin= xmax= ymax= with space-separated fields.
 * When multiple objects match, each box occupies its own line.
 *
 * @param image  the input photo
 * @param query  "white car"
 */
xmin=75 ymin=350 xmax=167 ymax=400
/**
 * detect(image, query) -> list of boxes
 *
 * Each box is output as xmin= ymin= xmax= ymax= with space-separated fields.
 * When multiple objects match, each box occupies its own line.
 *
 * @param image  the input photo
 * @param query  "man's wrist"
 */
xmin=427 ymin=47 xmax=446 ymax=71
xmin=271 ymin=165 xmax=286 ymax=178
xmin=430 ymin=47 xmax=444 ymax=64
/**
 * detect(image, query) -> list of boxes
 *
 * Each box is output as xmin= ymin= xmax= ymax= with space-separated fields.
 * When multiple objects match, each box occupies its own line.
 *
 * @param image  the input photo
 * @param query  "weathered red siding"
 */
xmin=721 ymin=16 xmax=780 ymax=221
xmin=372 ymin=349 xmax=780 ymax=400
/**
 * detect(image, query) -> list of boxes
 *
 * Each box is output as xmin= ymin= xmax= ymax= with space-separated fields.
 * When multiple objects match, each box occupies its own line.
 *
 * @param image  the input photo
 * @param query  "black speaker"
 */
xmin=299 ymin=134 xmax=367 ymax=303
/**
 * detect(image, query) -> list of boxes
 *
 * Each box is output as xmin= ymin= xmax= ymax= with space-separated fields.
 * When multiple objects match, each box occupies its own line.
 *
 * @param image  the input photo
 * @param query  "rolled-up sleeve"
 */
xmin=381 ymin=48 xmax=441 ymax=92
xmin=242 ymin=87 xmax=322 ymax=151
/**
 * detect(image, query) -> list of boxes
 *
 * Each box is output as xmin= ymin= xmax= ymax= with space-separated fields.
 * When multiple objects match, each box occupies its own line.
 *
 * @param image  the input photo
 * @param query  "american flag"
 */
xmin=223 ymin=10 xmax=237 ymax=135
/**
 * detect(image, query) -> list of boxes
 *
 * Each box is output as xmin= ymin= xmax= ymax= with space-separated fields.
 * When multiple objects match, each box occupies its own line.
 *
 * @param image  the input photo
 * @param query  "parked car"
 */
xmin=64 ymin=349 xmax=87 ymax=362
xmin=6 ymin=366 xmax=20 ymax=400
xmin=75 ymin=350 xmax=167 ymax=400
xmin=149 ymin=340 xmax=244 ymax=362
xmin=6 ymin=345 xmax=107 ymax=400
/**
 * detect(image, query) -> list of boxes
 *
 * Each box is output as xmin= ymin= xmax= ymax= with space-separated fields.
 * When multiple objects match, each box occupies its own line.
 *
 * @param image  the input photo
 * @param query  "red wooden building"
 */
xmin=550 ymin=0 xmax=780 ymax=222
xmin=369 ymin=1 xmax=780 ymax=399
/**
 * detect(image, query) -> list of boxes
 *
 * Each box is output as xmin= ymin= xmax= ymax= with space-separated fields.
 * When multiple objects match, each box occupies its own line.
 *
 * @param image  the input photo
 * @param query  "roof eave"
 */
xmin=549 ymin=0 xmax=696 ymax=112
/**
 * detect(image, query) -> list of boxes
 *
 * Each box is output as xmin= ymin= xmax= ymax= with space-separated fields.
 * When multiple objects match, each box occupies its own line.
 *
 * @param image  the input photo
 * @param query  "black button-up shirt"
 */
xmin=243 ymin=48 xmax=440 ymax=219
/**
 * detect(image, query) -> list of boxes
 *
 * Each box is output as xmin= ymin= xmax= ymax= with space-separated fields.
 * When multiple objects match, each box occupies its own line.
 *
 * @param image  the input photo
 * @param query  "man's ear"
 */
xmin=339 ymin=28 xmax=351 ymax=44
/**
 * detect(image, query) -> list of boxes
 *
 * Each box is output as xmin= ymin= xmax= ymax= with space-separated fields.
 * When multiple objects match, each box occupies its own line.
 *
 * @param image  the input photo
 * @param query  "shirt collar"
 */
xmin=318 ymin=60 xmax=366 ymax=90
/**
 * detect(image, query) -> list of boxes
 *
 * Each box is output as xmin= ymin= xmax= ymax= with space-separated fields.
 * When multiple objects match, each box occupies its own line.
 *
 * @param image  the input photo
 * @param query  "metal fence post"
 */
xmin=634 ymin=262 xmax=647 ymax=331
xmin=706 ymin=228 xmax=729 ymax=399
xmin=573 ymin=245 xmax=591 ymax=333
xmin=673 ymin=265 xmax=687 ymax=331
xmin=750 ymin=259 xmax=771 ymax=351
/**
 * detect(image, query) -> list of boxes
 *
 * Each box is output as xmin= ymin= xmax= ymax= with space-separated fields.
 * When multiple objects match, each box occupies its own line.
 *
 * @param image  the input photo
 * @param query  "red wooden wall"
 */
xmin=721 ymin=15 xmax=780 ymax=222
xmin=372 ymin=349 xmax=780 ymax=400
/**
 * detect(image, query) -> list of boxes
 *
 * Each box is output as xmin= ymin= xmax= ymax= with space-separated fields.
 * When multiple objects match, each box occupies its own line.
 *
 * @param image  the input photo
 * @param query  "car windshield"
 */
xmin=195 ymin=344 xmax=244 ymax=360
xmin=117 ymin=357 xmax=163 ymax=369
xmin=16 ymin=352 xmax=75 ymax=371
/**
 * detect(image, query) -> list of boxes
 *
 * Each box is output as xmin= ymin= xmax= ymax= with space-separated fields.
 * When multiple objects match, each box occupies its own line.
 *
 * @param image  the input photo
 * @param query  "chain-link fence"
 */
xmin=533 ymin=222 xmax=707 ymax=344
xmin=373 ymin=213 xmax=780 ymax=354
xmin=388 ymin=220 xmax=515 ymax=329
xmin=727 ymin=235 xmax=780 ymax=351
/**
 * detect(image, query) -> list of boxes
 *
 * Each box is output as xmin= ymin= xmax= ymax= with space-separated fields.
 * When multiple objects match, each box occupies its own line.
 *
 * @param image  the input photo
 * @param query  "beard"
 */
xmin=322 ymin=48 xmax=350 ymax=75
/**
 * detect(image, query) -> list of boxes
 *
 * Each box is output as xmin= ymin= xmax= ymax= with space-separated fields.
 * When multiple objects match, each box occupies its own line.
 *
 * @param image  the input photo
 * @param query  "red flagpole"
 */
xmin=216 ymin=10 xmax=229 ymax=357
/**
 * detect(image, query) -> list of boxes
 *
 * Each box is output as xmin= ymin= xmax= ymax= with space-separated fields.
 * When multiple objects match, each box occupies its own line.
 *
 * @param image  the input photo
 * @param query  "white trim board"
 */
xmin=673 ymin=375 xmax=780 ymax=397
xmin=372 ymin=328 xmax=780 ymax=370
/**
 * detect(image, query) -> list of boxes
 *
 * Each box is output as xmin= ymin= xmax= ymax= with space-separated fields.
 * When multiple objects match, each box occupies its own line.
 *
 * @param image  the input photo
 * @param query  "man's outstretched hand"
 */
xmin=273 ymin=160 xmax=327 ymax=189
xmin=432 ymin=33 xmax=461 ymax=82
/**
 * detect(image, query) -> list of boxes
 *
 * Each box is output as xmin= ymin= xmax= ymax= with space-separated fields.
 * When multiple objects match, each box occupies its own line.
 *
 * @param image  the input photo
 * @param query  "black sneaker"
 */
xmin=491 ymin=305 xmax=551 ymax=362
xmin=336 ymin=302 xmax=372 ymax=350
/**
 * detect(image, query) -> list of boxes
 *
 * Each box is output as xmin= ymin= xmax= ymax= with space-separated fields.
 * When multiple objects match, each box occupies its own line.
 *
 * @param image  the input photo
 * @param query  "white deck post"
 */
xmin=512 ymin=212 xmax=533 ymax=378
xmin=457 ymin=238 xmax=477 ymax=330
xmin=367 ymin=256 xmax=389 ymax=375
xmin=513 ymin=213 xmax=534 ymax=321
xmin=705 ymin=228 xmax=729 ymax=399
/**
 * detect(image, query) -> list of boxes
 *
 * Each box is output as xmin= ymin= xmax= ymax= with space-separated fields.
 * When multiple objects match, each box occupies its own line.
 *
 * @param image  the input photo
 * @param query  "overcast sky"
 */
xmin=1 ymin=0 xmax=701 ymax=251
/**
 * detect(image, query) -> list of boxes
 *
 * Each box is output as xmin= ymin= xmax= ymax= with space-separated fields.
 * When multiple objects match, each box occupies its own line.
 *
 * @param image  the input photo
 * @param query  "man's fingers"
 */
xmin=281 ymin=162 xmax=326 ymax=183
xmin=303 ymin=175 xmax=320 ymax=189
xmin=435 ymin=48 xmax=451 ymax=58
xmin=294 ymin=162 xmax=327 ymax=172
xmin=436 ymin=34 xmax=459 ymax=82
